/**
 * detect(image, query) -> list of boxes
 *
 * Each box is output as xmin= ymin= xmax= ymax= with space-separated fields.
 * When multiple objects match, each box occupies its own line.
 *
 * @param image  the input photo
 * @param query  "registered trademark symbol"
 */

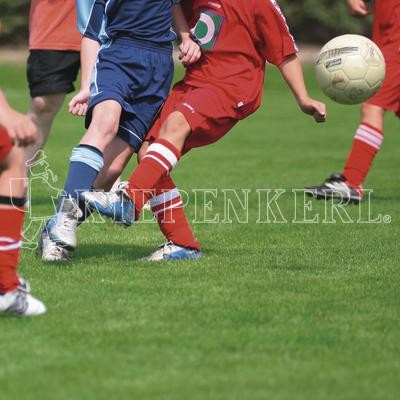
xmin=383 ymin=215 xmax=392 ymax=224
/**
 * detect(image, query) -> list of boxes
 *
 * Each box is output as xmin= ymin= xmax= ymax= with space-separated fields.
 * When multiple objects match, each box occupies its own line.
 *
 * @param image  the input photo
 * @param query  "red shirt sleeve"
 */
xmin=254 ymin=0 xmax=298 ymax=65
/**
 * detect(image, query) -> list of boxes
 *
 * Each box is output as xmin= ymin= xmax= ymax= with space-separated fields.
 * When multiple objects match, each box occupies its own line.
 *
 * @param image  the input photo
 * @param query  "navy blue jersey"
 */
xmin=82 ymin=0 xmax=180 ymax=46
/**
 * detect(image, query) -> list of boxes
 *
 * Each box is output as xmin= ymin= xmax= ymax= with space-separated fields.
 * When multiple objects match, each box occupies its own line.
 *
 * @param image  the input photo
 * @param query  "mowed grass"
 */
xmin=0 ymin=62 xmax=399 ymax=400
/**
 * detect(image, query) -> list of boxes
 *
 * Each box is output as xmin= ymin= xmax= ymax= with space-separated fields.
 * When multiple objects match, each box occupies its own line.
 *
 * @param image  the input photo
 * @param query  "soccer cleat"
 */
xmin=39 ymin=229 xmax=72 ymax=262
xmin=143 ymin=241 xmax=202 ymax=261
xmin=47 ymin=196 xmax=83 ymax=249
xmin=81 ymin=183 xmax=135 ymax=226
xmin=305 ymin=172 xmax=364 ymax=203
xmin=18 ymin=277 xmax=31 ymax=293
xmin=0 ymin=288 xmax=46 ymax=317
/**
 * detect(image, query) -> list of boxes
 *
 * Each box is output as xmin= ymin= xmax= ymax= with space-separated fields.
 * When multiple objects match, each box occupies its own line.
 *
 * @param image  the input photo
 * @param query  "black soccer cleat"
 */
xmin=304 ymin=172 xmax=364 ymax=204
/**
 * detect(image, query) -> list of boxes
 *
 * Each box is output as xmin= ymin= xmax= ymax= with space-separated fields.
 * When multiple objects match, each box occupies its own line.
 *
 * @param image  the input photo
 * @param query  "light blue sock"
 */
xmin=58 ymin=144 xmax=104 ymax=212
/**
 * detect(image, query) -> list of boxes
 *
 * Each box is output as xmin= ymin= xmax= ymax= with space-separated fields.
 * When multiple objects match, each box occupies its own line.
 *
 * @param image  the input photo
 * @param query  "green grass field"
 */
xmin=0 ymin=62 xmax=399 ymax=400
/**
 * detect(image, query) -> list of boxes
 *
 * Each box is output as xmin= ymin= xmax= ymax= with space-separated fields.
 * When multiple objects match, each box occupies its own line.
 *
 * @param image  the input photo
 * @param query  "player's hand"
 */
xmin=298 ymin=97 xmax=327 ymax=123
xmin=2 ymin=108 xmax=37 ymax=147
xmin=68 ymin=88 xmax=90 ymax=117
xmin=179 ymin=35 xmax=202 ymax=66
xmin=347 ymin=0 xmax=369 ymax=17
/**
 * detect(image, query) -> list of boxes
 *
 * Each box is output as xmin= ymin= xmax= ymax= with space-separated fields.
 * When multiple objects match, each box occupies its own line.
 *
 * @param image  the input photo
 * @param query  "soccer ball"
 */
xmin=315 ymin=34 xmax=386 ymax=105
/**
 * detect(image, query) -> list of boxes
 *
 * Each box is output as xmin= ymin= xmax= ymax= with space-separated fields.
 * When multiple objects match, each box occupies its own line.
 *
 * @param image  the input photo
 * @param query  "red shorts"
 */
xmin=366 ymin=46 xmax=400 ymax=117
xmin=368 ymin=1 xmax=400 ymax=116
xmin=0 ymin=126 xmax=13 ymax=161
xmin=146 ymin=82 xmax=239 ymax=154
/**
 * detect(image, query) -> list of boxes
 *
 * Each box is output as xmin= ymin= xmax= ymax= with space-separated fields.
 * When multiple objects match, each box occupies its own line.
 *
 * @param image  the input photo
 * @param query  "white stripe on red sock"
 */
xmin=150 ymin=188 xmax=181 ymax=208
xmin=355 ymin=124 xmax=383 ymax=150
xmin=142 ymin=143 xmax=178 ymax=172
xmin=0 ymin=237 xmax=22 ymax=251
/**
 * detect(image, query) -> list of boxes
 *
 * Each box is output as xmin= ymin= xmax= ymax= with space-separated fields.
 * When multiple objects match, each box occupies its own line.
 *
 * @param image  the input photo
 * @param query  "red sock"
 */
xmin=127 ymin=139 xmax=181 ymax=219
xmin=150 ymin=175 xmax=200 ymax=251
xmin=342 ymin=122 xmax=383 ymax=188
xmin=0 ymin=206 xmax=25 ymax=293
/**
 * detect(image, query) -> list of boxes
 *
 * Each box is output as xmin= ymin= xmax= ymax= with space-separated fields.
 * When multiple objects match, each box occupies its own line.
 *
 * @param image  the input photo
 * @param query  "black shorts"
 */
xmin=27 ymin=50 xmax=80 ymax=98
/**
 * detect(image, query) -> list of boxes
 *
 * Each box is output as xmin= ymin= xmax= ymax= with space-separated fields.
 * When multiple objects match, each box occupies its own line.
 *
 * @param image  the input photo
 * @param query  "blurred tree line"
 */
xmin=279 ymin=0 xmax=372 ymax=42
xmin=0 ymin=0 xmax=371 ymax=46
xmin=0 ymin=0 xmax=30 ymax=45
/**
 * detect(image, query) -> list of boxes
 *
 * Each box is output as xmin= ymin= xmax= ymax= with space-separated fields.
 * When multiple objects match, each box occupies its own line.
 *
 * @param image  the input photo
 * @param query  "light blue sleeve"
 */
xmin=76 ymin=0 xmax=97 ymax=35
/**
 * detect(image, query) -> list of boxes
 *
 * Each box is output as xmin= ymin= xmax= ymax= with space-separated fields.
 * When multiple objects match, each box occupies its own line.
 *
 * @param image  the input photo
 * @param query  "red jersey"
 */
xmin=372 ymin=0 xmax=400 ymax=49
xmin=29 ymin=0 xmax=81 ymax=51
xmin=181 ymin=0 xmax=298 ymax=118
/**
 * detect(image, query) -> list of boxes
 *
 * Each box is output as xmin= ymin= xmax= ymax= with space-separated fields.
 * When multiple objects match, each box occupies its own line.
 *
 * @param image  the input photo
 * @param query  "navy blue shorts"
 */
xmin=86 ymin=37 xmax=174 ymax=151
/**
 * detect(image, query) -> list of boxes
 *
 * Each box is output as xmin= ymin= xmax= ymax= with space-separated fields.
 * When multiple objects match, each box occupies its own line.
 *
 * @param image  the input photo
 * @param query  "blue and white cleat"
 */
xmin=81 ymin=183 xmax=135 ymax=226
xmin=47 ymin=196 xmax=82 ymax=249
xmin=143 ymin=241 xmax=202 ymax=261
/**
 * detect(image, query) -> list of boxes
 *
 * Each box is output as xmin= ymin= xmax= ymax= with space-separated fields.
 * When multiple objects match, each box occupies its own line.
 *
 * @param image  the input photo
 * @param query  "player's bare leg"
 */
xmin=359 ymin=103 xmax=385 ymax=132
xmin=25 ymin=93 xmax=66 ymax=163
xmin=157 ymin=111 xmax=191 ymax=152
xmin=94 ymin=136 xmax=134 ymax=191
xmin=80 ymin=100 xmax=122 ymax=152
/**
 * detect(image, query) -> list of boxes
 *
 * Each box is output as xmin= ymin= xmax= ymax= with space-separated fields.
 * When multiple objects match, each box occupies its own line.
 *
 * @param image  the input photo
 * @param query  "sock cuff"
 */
xmin=154 ymin=139 xmax=181 ymax=160
xmin=70 ymin=145 xmax=104 ymax=172
xmin=77 ymin=144 xmax=104 ymax=157
xmin=360 ymin=122 xmax=383 ymax=135
xmin=0 ymin=196 xmax=25 ymax=207
xmin=355 ymin=124 xmax=383 ymax=150
xmin=144 ymin=140 xmax=181 ymax=171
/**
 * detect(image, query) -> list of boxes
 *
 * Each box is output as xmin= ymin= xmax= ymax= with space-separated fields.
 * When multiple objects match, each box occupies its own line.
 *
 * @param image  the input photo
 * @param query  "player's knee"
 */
xmin=31 ymin=95 xmax=63 ymax=116
xmin=159 ymin=112 xmax=190 ymax=142
xmin=91 ymin=113 xmax=120 ymax=138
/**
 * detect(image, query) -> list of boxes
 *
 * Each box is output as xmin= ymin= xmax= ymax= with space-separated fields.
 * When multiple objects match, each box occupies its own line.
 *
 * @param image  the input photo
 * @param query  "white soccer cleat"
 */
xmin=0 ymin=289 xmax=46 ymax=317
xmin=39 ymin=230 xmax=72 ymax=262
xmin=143 ymin=241 xmax=202 ymax=261
xmin=47 ymin=196 xmax=83 ymax=249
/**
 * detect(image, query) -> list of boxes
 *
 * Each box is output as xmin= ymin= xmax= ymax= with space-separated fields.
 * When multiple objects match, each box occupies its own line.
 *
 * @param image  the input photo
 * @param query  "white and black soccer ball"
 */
xmin=315 ymin=34 xmax=386 ymax=105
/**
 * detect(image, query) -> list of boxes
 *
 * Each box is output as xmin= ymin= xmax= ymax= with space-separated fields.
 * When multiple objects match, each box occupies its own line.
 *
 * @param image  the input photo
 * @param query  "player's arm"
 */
xmin=347 ymin=0 xmax=369 ymax=17
xmin=69 ymin=0 xmax=105 ymax=116
xmin=172 ymin=3 xmax=201 ymax=66
xmin=0 ymin=90 xmax=37 ymax=146
xmin=254 ymin=0 xmax=325 ymax=122
xmin=68 ymin=37 xmax=100 ymax=116
xmin=277 ymin=55 xmax=326 ymax=123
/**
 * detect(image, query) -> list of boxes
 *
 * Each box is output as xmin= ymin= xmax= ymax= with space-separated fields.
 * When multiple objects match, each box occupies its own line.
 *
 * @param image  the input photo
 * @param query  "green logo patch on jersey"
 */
xmin=192 ymin=10 xmax=225 ymax=51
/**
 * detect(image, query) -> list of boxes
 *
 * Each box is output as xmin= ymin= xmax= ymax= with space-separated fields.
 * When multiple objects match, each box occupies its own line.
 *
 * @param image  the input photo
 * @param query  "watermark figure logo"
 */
xmin=21 ymin=150 xmax=62 ymax=249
